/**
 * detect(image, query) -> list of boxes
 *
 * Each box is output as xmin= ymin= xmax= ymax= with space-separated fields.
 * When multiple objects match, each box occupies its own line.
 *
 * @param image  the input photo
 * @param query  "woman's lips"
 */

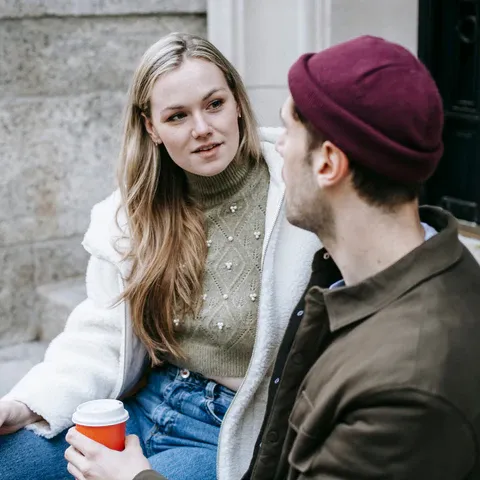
xmin=193 ymin=143 xmax=223 ymax=158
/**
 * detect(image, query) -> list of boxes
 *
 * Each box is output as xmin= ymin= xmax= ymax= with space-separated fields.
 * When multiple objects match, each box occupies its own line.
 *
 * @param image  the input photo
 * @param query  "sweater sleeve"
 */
xmin=133 ymin=470 xmax=168 ymax=480
xmin=2 ymin=254 xmax=125 ymax=438
xmin=292 ymin=390 xmax=476 ymax=480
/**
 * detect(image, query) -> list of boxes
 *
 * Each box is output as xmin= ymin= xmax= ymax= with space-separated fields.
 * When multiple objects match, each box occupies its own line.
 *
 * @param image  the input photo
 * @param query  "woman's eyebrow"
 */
xmin=161 ymin=88 xmax=226 ymax=113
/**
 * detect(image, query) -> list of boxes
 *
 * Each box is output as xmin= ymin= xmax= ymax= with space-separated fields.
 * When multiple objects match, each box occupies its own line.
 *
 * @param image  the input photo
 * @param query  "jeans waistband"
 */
xmin=152 ymin=363 xmax=236 ymax=397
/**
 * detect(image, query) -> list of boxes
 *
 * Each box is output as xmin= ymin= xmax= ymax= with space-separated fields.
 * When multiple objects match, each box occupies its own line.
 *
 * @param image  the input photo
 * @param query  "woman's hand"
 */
xmin=0 ymin=400 xmax=41 ymax=435
xmin=65 ymin=427 xmax=151 ymax=480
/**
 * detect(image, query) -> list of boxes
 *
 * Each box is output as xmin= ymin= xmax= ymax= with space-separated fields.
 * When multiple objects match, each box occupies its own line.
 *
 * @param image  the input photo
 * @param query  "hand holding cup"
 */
xmin=65 ymin=429 xmax=152 ymax=480
xmin=65 ymin=399 xmax=152 ymax=480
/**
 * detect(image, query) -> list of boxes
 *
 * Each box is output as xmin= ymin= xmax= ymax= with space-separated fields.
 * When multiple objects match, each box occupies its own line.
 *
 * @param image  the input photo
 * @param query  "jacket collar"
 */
xmin=308 ymin=207 xmax=463 ymax=332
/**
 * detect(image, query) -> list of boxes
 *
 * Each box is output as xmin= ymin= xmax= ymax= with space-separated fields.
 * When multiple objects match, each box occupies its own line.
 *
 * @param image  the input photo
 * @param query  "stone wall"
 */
xmin=0 ymin=0 xmax=207 ymax=345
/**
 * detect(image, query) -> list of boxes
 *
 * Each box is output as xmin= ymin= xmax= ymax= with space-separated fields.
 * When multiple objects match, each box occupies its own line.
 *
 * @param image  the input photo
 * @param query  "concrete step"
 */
xmin=0 ymin=341 xmax=50 ymax=397
xmin=37 ymin=276 xmax=86 ymax=341
xmin=0 ymin=278 xmax=85 ymax=396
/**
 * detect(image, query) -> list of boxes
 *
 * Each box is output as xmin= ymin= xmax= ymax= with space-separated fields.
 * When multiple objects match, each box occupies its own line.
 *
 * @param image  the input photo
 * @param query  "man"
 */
xmin=242 ymin=35 xmax=480 ymax=479
xmin=65 ymin=36 xmax=480 ymax=479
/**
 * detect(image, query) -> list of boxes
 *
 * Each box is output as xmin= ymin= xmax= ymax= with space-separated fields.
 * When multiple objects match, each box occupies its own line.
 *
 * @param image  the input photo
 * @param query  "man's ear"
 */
xmin=142 ymin=113 xmax=162 ymax=145
xmin=311 ymin=141 xmax=349 ymax=188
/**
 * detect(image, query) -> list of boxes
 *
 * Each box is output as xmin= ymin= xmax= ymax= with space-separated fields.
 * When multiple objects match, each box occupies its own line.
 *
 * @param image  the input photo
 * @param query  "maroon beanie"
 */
xmin=288 ymin=35 xmax=444 ymax=183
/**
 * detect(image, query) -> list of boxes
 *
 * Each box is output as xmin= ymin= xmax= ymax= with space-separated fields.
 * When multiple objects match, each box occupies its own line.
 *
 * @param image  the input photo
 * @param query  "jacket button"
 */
xmin=292 ymin=353 xmax=303 ymax=365
xmin=267 ymin=430 xmax=279 ymax=443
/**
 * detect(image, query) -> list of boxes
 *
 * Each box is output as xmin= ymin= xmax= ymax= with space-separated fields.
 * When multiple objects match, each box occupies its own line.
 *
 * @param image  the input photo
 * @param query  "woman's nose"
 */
xmin=192 ymin=113 xmax=211 ymax=138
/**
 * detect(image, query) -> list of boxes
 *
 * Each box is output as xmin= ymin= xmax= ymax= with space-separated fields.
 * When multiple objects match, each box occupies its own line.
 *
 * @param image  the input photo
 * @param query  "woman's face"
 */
xmin=144 ymin=58 xmax=241 ymax=177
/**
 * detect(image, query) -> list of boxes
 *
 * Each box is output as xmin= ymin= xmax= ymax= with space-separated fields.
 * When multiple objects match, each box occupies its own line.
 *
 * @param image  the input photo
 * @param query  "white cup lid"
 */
xmin=72 ymin=399 xmax=129 ymax=427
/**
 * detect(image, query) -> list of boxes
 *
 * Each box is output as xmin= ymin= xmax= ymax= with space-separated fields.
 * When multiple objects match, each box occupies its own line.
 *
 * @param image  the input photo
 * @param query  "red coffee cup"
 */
xmin=72 ymin=399 xmax=129 ymax=451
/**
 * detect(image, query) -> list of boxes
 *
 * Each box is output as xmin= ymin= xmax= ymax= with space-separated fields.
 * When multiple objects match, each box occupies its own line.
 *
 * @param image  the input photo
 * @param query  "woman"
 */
xmin=0 ymin=33 xmax=319 ymax=480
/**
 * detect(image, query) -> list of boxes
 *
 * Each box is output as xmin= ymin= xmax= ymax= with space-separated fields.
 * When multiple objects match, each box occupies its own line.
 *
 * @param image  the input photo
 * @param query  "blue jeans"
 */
xmin=0 ymin=365 xmax=235 ymax=480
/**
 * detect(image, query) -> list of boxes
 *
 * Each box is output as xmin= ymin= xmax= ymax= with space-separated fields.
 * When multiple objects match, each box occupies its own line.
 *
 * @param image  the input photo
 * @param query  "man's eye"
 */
xmin=167 ymin=112 xmax=186 ymax=122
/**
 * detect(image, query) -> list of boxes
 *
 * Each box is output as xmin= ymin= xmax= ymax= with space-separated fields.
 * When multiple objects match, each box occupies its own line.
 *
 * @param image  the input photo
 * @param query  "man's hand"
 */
xmin=0 ymin=400 xmax=41 ymax=435
xmin=65 ymin=427 xmax=151 ymax=480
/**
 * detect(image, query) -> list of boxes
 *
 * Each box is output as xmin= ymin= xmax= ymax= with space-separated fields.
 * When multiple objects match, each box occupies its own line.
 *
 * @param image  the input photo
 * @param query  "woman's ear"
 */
xmin=142 ymin=113 xmax=162 ymax=145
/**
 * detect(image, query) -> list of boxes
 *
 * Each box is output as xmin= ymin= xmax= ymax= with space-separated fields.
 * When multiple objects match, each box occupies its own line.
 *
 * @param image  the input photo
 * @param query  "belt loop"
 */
xmin=205 ymin=381 xmax=216 ymax=400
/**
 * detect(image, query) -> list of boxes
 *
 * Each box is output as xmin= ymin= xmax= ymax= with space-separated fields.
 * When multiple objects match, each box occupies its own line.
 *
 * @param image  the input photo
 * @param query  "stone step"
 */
xmin=0 ymin=278 xmax=85 ymax=396
xmin=37 ymin=276 xmax=86 ymax=341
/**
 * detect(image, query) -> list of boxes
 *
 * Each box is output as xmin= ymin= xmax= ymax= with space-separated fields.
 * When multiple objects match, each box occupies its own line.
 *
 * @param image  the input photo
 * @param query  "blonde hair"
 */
xmin=117 ymin=32 xmax=262 ymax=364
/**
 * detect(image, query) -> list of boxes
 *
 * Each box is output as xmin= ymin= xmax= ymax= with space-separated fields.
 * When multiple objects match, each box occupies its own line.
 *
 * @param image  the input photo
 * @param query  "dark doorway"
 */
xmin=419 ymin=0 xmax=480 ymax=223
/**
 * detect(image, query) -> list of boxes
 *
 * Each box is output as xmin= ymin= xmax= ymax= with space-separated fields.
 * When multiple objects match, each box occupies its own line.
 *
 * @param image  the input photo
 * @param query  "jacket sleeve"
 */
xmin=2 ymin=254 xmax=126 ymax=438
xmin=292 ymin=390 xmax=476 ymax=479
xmin=133 ymin=470 xmax=168 ymax=480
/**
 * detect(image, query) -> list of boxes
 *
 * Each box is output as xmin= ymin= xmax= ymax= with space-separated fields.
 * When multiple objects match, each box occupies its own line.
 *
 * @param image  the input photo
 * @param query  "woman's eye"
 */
xmin=167 ymin=112 xmax=186 ymax=122
xmin=209 ymin=99 xmax=224 ymax=110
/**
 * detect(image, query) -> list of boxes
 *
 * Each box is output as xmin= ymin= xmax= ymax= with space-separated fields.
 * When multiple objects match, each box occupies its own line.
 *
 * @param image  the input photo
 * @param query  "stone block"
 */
xmin=0 ymin=246 xmax=43 ymax=345
xmin=33 ymin=236 xmax=88 ymax=286
xmin=0 ymin=91 xmax=121 ymax=247
xmin=0 ymin=0 xmax=206 ymax=19
xmin=0 ymin=15 xmax=207 ymax=97
xmin=0 ymin=246 xmax=37 ymax=345
xmin=0 ymin=286 xmax=37 ymax=347
xmin=0 ymin=245 xmax=35 ymax=290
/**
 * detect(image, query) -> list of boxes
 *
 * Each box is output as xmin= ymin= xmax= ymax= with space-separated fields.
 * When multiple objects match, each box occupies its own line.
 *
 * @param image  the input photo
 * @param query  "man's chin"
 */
xmin=285 ymin=210 xmax=313 ymax=232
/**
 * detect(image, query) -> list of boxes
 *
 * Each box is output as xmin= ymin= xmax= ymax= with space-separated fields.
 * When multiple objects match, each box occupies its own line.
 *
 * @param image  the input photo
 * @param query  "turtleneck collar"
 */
xmin=185 ymin=158 xmax=253 ymax=208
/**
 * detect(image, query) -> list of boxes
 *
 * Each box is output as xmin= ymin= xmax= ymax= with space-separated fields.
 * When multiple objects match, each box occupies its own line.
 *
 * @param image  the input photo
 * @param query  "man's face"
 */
xmin=276 ymin=96 xmax=334 ymax=236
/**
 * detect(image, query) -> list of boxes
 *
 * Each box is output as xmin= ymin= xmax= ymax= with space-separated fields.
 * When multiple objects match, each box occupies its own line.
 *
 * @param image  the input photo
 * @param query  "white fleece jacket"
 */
xmin=4 ymin=128 xmax=320 ymax=479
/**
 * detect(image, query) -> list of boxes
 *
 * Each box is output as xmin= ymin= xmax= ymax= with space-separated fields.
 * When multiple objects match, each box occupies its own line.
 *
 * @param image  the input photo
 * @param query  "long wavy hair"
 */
xmin=117 ymin=32 xmax=262 ymax=365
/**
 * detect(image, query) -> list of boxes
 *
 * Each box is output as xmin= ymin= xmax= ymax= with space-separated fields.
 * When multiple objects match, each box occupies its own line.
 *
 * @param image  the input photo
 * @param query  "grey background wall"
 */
xmin=0 ymin=0 xmax=207 ymax=346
